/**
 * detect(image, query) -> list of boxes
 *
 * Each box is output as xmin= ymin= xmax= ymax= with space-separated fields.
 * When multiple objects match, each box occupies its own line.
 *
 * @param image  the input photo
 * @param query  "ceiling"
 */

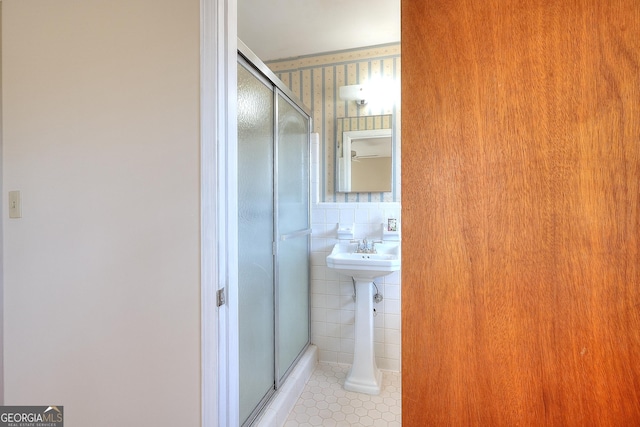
xmin=238 ymin=0 xmax=400 ymax=62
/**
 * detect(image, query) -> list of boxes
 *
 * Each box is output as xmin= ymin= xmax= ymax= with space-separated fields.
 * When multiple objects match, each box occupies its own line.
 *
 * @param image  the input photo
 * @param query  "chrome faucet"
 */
xmin=356 ymin=238 xmax=377 ymax=254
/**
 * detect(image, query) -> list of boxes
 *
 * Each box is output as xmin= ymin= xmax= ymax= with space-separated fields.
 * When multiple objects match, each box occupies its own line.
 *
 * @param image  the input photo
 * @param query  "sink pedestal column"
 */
xmin=344 ymin=277 xmax=382 ymax=395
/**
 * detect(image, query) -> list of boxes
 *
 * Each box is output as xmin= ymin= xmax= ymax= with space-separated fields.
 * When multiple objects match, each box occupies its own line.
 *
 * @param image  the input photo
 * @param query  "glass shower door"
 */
xmin=237 ymin=62 xmax=275 ymax=425
xmin=237 ymin=44 xmax=312 ymax=425
xmin=276 ymin=92 xmax=311 ymax=383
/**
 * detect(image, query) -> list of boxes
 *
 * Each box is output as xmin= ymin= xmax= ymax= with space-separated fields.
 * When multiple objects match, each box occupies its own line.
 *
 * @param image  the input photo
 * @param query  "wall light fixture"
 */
xmin=339 ymin=84 xmax=368 ymax=106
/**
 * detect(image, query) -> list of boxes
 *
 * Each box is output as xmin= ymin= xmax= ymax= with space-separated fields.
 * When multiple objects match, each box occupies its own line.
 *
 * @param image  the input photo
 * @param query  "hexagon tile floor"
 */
xmin=283 ymin=363 xmax=401 ymax=426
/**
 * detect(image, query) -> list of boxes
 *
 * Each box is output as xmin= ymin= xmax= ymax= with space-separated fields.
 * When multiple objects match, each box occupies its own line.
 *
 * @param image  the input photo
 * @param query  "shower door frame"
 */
xmin=238 ymin=41 xmax=312 ymax=426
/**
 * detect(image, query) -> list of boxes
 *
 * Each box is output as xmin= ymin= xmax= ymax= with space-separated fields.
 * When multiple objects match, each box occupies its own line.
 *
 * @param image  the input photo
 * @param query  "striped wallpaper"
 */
xmin=266 ymin=43 xmax=401 ymax=202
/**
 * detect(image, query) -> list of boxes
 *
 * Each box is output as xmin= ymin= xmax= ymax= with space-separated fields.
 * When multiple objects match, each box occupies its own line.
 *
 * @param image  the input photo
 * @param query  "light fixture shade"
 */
xmin=339 ymin=85 xmax=367 ymax=105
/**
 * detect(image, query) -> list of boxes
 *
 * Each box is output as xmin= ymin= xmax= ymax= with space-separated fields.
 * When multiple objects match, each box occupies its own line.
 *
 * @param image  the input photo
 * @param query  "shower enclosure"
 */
xmin=237 ymin=41 xmax=312 ymax=426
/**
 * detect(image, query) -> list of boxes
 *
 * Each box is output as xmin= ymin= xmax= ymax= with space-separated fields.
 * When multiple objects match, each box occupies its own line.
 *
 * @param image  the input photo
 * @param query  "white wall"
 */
xmin=2 ymin=1 xmax=201 ymax=425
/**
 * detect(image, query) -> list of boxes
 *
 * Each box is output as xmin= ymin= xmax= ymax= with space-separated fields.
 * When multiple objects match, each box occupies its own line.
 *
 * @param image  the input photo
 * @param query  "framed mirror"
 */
xmin=336 ymin=115 xmax=393 ymax=193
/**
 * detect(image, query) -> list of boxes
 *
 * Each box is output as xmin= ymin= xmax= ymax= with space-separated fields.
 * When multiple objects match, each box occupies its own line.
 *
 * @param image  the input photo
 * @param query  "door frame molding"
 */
xmin=0 ymin=2 xmax=4 ymax=406
xmin=201 ymin=0 xmax=238 ymax=425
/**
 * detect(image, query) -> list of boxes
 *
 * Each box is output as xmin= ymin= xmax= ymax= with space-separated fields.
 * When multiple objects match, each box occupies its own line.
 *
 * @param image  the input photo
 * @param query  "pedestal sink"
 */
xmin=326 ymin=241 xmax=401 ymax=395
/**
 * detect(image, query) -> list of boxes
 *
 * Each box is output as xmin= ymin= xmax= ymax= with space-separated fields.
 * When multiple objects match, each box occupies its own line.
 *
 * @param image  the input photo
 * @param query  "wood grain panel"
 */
xmin=401 ymin=0 xmax=640 ymax=425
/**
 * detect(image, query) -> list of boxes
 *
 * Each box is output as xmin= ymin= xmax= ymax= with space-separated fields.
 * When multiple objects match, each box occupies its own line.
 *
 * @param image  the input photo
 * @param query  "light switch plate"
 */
xmin=9 ymin=190 xmax=22 ymax=218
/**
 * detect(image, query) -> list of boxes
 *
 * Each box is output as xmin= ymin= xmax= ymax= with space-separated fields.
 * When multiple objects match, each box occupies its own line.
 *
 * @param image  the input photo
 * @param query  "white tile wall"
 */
xmin=310 ymin=203 xmax=401 ymax=372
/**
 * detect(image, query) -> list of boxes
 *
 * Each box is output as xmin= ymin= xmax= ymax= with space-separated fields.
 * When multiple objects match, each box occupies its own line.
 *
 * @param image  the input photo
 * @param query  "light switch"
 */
xmin=9 ymin=191 xmax=22 ymax=218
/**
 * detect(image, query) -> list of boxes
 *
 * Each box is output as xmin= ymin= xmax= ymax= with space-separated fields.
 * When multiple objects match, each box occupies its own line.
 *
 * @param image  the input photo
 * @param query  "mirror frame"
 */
xmin=337 ymin=128 xmax=393 ymax=193
xmin=335 ymin=114 xmax=394 ymax=194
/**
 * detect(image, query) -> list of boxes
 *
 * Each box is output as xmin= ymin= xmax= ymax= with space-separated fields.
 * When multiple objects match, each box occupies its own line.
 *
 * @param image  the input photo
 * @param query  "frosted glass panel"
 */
xmin=237 ymin=63 xmax=274 ymax=425
xmin=277 ymin=236 xmax=310 ymax=379
xmin=277 ymin=93 xmax=310 ymax=379
xmin=277 ymin=95 xmax=310 ymax=233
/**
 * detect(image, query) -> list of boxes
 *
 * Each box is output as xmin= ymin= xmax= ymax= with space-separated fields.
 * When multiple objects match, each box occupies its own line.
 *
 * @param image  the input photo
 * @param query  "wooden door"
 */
xmin=401 ymin=1 xmax=640 ymax=425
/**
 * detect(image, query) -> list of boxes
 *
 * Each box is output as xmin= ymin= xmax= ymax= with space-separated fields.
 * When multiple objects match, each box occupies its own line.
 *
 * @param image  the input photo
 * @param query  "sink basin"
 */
xmin=326 ymin=242 xmax=400 ymax=280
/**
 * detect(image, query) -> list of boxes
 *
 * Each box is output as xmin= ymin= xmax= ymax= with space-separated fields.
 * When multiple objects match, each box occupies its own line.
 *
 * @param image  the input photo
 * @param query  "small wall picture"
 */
xmin=388 ymin=218 xmax=397 ymax=232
